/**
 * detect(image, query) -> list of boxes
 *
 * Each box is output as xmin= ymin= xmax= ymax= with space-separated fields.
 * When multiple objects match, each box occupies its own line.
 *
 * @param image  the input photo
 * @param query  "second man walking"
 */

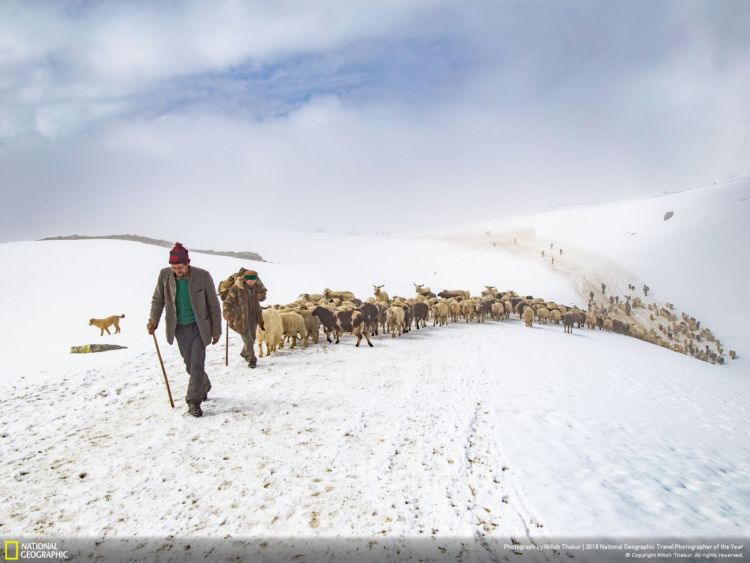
xmin=223 ymin=268 xmax=267 ymax=368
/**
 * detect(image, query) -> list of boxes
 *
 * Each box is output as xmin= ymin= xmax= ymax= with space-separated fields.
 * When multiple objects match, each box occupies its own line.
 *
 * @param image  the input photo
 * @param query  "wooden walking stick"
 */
xmin=152 ymin=333 xmax=174 ymax=408
xmin=225 ymin=319 xmax=229 ymax=366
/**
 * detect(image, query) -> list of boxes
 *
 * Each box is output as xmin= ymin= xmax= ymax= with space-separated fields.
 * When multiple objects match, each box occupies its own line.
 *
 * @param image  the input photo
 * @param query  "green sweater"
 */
xmin=175 ymin=278 xmax=196 ymax=325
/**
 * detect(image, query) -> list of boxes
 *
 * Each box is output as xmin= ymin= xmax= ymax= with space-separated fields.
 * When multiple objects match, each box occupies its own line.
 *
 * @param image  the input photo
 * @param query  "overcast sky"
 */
xmin=1 ymin=0 xmax=748 ymax=244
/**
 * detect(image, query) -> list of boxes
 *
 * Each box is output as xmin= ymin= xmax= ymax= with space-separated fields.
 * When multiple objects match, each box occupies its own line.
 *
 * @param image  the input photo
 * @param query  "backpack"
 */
xmin=218 ymin=268 xmax=266 ymax=301
xmin=218 ymin=273 xmax=239 ymax=301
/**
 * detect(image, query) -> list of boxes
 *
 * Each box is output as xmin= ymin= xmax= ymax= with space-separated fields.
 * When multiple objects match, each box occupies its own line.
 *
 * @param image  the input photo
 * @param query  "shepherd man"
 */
xmin=223 ymin=268 xmax=267 ymax=368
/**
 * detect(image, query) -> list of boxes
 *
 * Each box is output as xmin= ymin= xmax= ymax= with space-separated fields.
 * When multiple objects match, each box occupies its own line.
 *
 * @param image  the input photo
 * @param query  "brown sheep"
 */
xmin=561 ymin=311 xmax=576 ymax=333
xmin=359 ymin=302 xmax=380 ymax=336
xmin=461 ymin=299 xmax=477 ymax=322
xmin=311 ymin=306 xmax=373 ymax=347
xmin=585 ymin=313 xmax=597 ymax=330
xmin=491 ymin=302 xmax=505 ymax=321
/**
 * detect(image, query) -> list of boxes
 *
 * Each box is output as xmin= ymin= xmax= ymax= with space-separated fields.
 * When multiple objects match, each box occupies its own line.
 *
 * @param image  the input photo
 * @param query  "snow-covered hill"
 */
xmin=0 ymin=180 xmax=748 ymax=560
xmin=428 ymin=175 xmax=750 ymax=356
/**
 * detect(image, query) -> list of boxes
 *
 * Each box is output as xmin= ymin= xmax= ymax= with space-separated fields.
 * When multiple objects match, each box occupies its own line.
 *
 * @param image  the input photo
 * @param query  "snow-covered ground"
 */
xmin=1 ymin=180 xmax=748 ymax=561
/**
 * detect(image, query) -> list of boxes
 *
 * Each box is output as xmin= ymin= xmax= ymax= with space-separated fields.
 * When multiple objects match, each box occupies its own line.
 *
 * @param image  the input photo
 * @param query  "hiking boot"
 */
xmin=188 ymin=403 xmax=203 ymax=417
xmin=248 ymin=357 xmax=257 ymax=369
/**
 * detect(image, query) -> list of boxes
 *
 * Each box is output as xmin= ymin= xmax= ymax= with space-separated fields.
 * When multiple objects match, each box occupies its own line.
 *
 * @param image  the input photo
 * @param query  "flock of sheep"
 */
xmin=249 ymin=282 xmax=734 ymax=365
xmin=585 ymin=286 xmax=732 ymax=365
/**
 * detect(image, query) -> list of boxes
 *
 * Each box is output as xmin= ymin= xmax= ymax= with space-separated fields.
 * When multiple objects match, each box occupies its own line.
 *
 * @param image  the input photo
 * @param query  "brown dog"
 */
xmin=89 ymin=314 xmax=125 ymax=336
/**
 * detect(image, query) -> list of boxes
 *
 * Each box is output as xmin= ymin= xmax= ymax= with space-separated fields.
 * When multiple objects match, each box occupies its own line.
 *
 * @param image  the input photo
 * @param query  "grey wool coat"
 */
xmin=150 ymin=266 xmax=222 ymax=346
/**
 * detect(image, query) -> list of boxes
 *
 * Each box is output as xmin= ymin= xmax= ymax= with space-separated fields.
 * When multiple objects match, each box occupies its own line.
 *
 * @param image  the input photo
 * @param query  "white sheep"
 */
xmin=257 ymin=308 xmax=283 ymax=357
xmin=413 ymin=283 xmax=433 ymax=296
xmin=386 ymin=305 xmax=405 ymax=337
xmin=550 ymin=308 xmax=562 ymax=324
xmin=323 ymin=288 xmax=356 ymax=301
xmin=461 ymin=299 xmax=476 ymax=322
xmin=280 ymin=312 xmax=308 ymax=348
xmin=537 ymin=307 xmax=550 ymax=324
xmin=448 ymin=300 xmax=461 ymax=323
xmin=523 ymin=306 xmax=534 ymax=327
xmin=294 ymin=307 xmax=320 ymax=345
xmin=481 ymin=285 xmax=497 ymax=297
xmin=373 ymin=285 xmax=390 ymax=302
xmin=432 ymin=302 xmax=449 ymax=326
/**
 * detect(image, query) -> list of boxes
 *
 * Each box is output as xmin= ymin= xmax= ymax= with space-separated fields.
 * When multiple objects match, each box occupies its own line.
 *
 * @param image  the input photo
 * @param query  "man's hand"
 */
xmin=146 ymin=320 xmax=156 ymax=335
xmin=211 ymin=335 xmax=220 ymax=345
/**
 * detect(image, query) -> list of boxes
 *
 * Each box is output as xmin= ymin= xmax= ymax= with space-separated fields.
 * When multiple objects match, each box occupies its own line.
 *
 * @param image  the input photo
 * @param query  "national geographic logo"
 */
xmin=3 ymin=541 xmax=69 ymax=561
xmin=2 ymin=541 xmax=18 ymax=561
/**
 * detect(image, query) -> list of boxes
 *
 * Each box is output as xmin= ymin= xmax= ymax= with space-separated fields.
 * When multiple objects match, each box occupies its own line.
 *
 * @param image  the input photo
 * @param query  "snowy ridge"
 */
xmin=428 ymin=176 xmax=750 ymax=358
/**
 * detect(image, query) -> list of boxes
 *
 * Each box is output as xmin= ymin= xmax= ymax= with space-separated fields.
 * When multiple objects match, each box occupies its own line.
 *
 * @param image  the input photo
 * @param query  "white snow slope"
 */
xmin=0 ymin=178 xmax=748 ymax=561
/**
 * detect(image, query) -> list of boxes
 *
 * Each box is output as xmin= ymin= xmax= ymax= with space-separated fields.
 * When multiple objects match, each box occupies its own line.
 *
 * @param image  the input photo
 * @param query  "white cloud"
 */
xmin=0 ymin=0 xmax=455 ymax=140
xmin=1 ymin=1 xmax=749 ymax=242
xmin=1 ymin=2 xmax=439 ymax=102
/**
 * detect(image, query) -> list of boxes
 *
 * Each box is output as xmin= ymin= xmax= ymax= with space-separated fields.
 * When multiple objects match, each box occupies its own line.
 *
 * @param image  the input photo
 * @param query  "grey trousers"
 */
xmin=240 ymin=321 xmax=258 ymax=363
xmin=175 ymin=323 xmax=211 ymax=405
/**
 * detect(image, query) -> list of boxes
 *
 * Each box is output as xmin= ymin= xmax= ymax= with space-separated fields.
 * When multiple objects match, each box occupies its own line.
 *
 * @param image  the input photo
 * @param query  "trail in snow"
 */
xmin=3 ymin=315 xmax=747 ymax=560
xmin=2 ymin=321 xmax=551 ymax=560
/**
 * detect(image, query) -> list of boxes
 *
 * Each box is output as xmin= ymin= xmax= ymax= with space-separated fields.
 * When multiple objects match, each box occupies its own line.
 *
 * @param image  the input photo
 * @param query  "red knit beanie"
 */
xmin=169 ymin=242 xmax=190 ymax=264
